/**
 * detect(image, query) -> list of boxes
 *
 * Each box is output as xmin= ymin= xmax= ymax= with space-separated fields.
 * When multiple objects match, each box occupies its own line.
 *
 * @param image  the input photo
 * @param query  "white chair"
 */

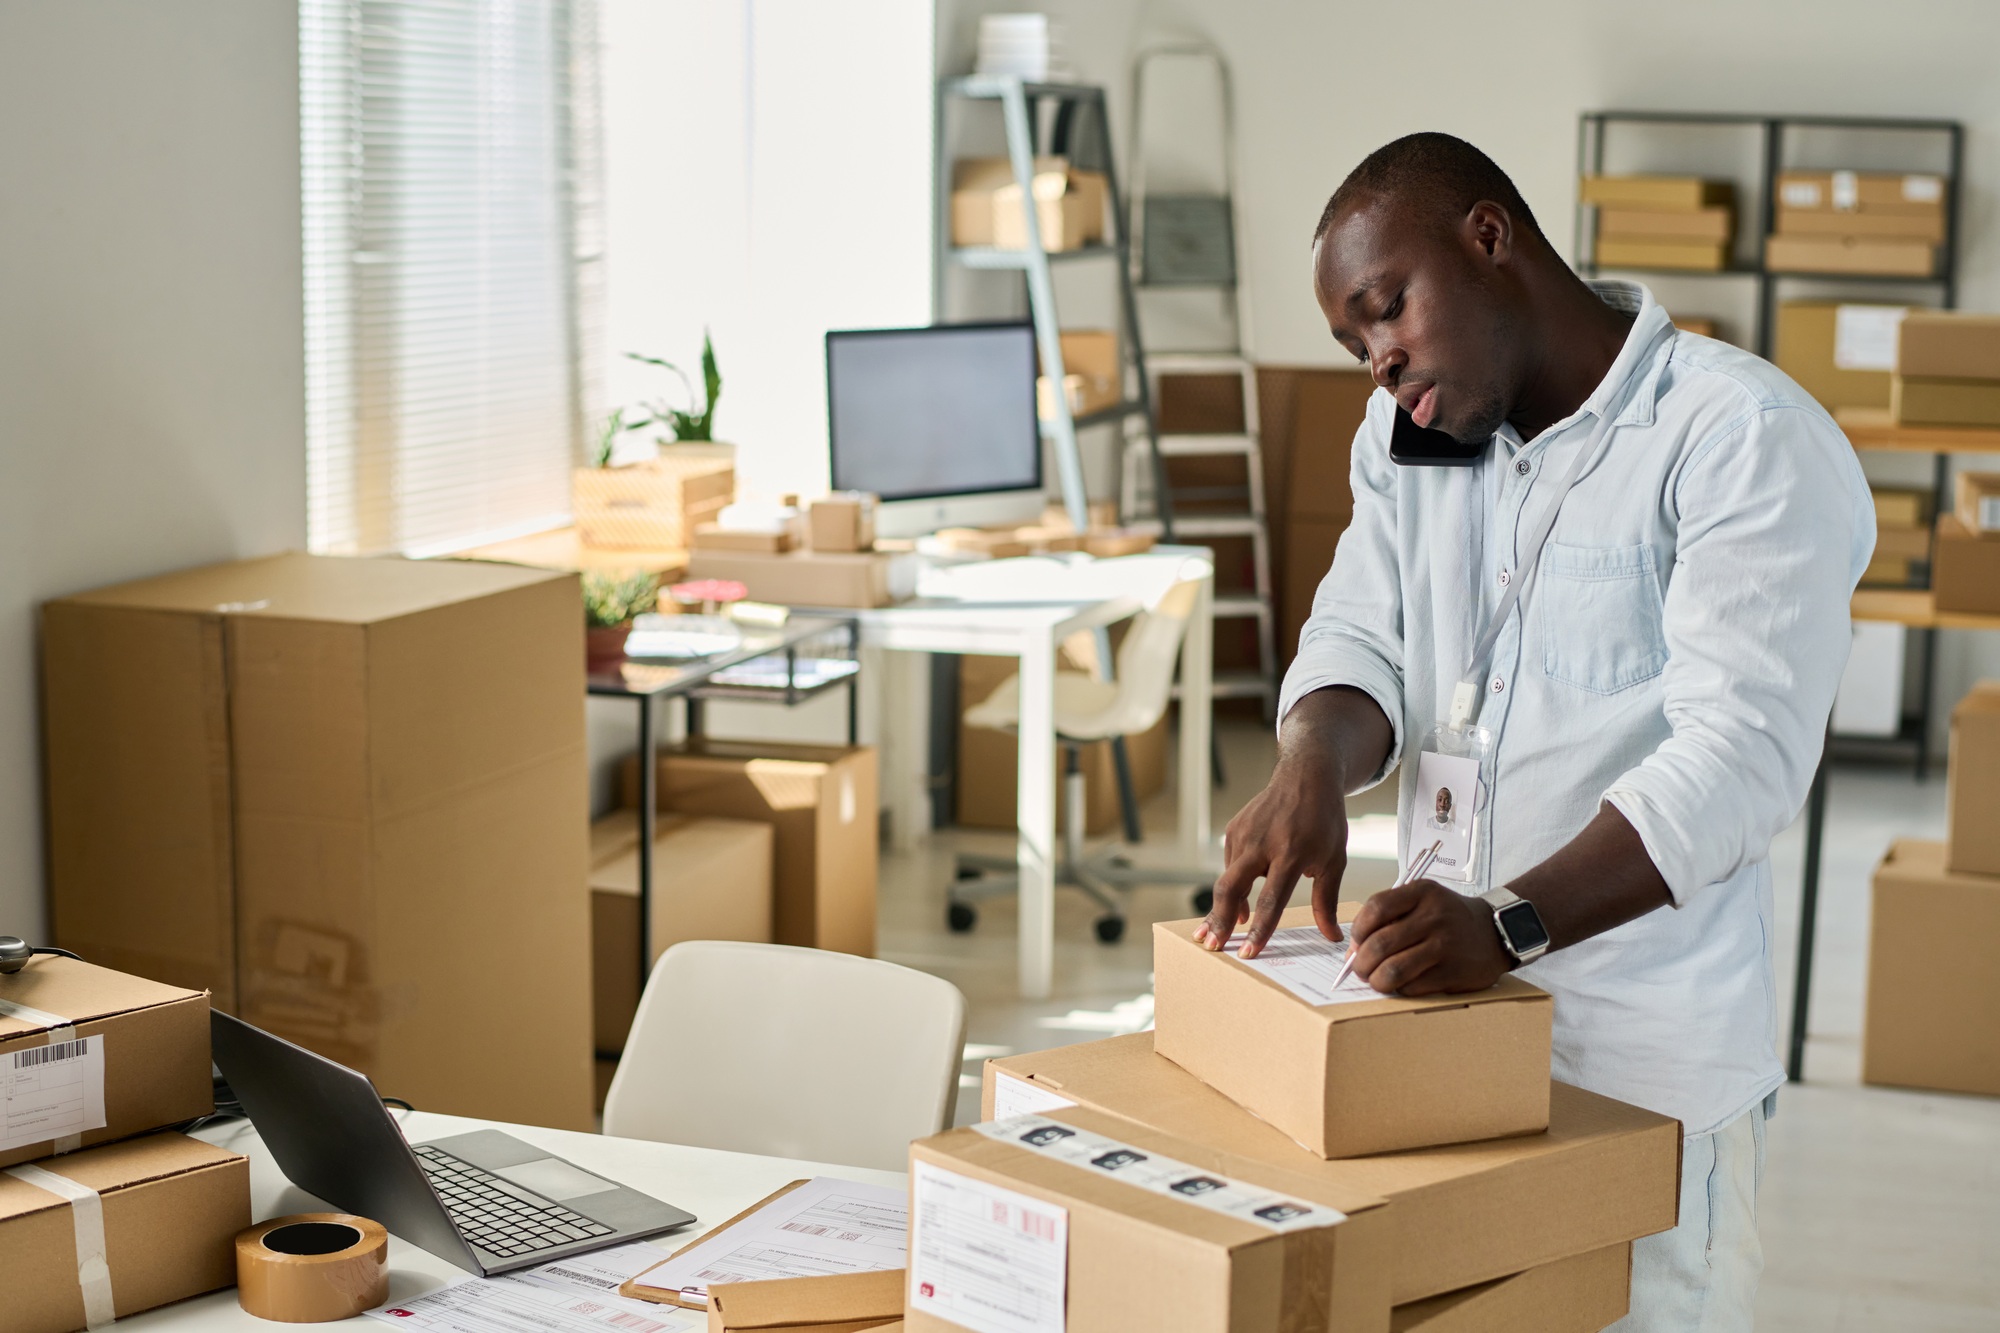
xmin=950 ymin=570 xmax=1218 ymax=944
xmin=602 ymin=941 xmax=967 ymax=1172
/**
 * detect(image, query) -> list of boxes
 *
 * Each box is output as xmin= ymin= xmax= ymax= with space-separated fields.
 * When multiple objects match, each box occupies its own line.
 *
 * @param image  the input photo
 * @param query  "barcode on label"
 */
xmin=12 ymin=1039 xmax=86 ymax=1069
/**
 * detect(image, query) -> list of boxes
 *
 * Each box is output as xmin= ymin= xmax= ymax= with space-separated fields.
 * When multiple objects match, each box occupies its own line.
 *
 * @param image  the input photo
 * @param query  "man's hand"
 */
xmin=1195 ymin=753 xmax=1349 ymax=957
xmin=1346 ymin=880 xmax=1510 ymax=995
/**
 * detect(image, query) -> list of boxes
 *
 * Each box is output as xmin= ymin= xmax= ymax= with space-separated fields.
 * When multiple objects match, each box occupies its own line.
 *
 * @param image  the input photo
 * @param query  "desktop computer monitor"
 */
xmin=826 ymin=322 xmax=1046 ymax=538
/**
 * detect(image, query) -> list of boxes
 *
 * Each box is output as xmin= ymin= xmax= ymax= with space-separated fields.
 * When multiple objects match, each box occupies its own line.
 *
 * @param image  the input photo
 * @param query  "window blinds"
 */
xmin=302 ymin=0 xmax=602 ymax=556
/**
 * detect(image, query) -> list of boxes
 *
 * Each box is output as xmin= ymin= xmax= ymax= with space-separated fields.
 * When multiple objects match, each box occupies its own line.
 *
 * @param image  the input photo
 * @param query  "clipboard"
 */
xmin=618 ymin=1179 xmax=812 ymax=1309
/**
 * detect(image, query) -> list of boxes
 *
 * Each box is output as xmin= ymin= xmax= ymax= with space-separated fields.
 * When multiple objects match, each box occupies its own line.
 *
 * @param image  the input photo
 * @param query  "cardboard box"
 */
xmin=1957 ymin=471 xmax=2000 ymax=535
xmin=622 ymin=741 xmax=877 ymax=956
xmin=1038 ymin=330 xmax=1121 ymax=420
xmin=950 ymin=157 xmax=1106 ymax=252
xmin=574 ymin=452 xmax=736 ymax=550
xmin=589 ymin=810 xmax=774 ymax=1053
xmin=1864 ymin=839 xmax=2000 ymax=1096
xmin=1578 ymin=176 xmax=1732 ymax=211
xmin=1670 ymin=315 xmax=1717 ymax=338
xmin=982 ymin=1033 xmax=1679 ymax=1305
xmin=808 ymin=494 xmax=879 ymax=554
xmin=1947 ymin=683 xmax=2000 ymax=876
xmin=3 ymin=1131 xmax=250 ymax=1333
xmin=1932 ymin=515 xmax=2000 ymax=614
xmin=1765 ymin=234 xmax=1935 ymax=278
xmin=907 ymin=1105 xmax=1392 ymax=1333
xmin=695 ymin=525 xmax=796 ymax=554
xmin=43 ymin=553 xmax=594 ymax=1130
xmin=1899 ymin=311 xmax=2000 ymax=380
xmin=1597 ymin=206 xmax=1732 ymax=241
xmin=0 ymin=958 xmax=211 ymax=1170
xmin=707 ymin=1270 xmax=904 ymax=1333
xmin=1777 ymin=170 xmax=1945 ymax=216
xmin=1774 ymin=302 xmax=1906 ymax=413
xmin=1860 ymin=556 xmax=1914 ymax=588
xmin=1873 ymin=523 xmax=1932 ymax=563
xmin=1874 ymin=485 xmax=1934 ymax=530
xmin=1594 ymin=238 xmax=1727 ymax=271
xmin=1893 ymin=376 xmax=2000 ymax=428
xmin=1390 ymin=1244 xmax=1630 ymax=1333
xmin=685 ymin=548 xmax=916 ymax=609
xmin=1153 ymin=908 xmax=1553 ymax=1159
xmin=1775 ymin=207 xmax=1945 ymax=243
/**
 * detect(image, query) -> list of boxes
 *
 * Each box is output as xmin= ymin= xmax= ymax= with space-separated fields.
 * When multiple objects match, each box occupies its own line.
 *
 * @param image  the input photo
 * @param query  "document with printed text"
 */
xmin=1222 ymin=927 xmax=1381 ymax=1006
xmin=0 ymin=1035 xmax=106 ymax=1151
xmin=365 ymin=1275 xmax=698 ymax=1333
xmin=626 ymin=1176 xmax=908 ymax=1306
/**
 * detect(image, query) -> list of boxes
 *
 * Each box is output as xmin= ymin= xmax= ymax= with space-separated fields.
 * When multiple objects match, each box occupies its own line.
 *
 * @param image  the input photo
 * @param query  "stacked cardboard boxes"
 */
xmin=1766 ymin=171 xmax=1945 ymax=277
xmin=0 ymin=956 xmax=251 ymax=1331
xmin=1773 ymin=300 xmax=1910 ymax=414
xmin=1893 ymin=312 xmax=2000 ymax=428
xmin=573 ymin=446 xmax=736 ymax=551
xmin=1580 ymin=175 xmax=1735 ymax=271
xmin=1864 ymin=683 xmax=2000 ymax=1096
xmin=1863 ymin=485 xmax=1933 ymax=588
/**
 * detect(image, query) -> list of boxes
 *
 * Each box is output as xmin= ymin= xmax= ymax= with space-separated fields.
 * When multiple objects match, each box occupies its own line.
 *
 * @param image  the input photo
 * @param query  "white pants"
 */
xmin=1609 ymin=1095 xmax=1769 ymax=1333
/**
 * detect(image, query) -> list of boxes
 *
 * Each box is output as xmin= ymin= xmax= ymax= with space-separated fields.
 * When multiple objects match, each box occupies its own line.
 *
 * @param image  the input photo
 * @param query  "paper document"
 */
xmin=0 ymin=1035 xmax=107 ymax=1151
xmin=1223 ymin=927 xmax=1381 ymax=1006
xmin=630 ymin=1177 xmax=907 ymax=1305
xmin=989 ymin=1071 xmax=1077 ymax=1122
xmin=515 ymin=1243 xmax=677 ymax=1298
xmin=367 ymin=1276 xmax=698 ymax=1333
xmin=908 ymin=1159 xmax=1067 ymax=1333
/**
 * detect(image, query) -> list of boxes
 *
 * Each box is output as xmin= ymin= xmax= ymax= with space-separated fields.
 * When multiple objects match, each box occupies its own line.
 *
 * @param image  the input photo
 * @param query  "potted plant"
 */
xmin=582 ymin=569 xmax=661 ymax=668
xmin=573 ymin=331 xmax=735 ymax=550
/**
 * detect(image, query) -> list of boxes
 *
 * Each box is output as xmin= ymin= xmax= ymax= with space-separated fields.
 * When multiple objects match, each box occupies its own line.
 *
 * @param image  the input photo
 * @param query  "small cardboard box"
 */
xmin=1390 ymin=1244 xmax=1630 ymax=1333
xmin=907 ymin=1105 xmax=1392 ymax=1333
xmin=1597 ymin=206 xmax=1732 ymax=241
xmin=1873 ymin=523 xmax=1932 ymax=563
xmin=1957 ymin=472 xmax=2000 ymax=535
xmin=1947 ymin=684 xmax=2000 ymax=876
xmin=695 ymin=525 xmax=796 ymax=554
xmin=1774 ymin=302 xmax=1906 ymax=413
xmin=623 ymin=741 xmax=878 ymax=956
xmin=983 ymin=1033 xmax=1679 ymax=1306
xmin=1578 ymin=176 xmax=1732 ymax=211
xmin=707 ymin=1269 xmax=905 ymax=1333
xmin=1900 ymin=312 xmax=2000 ymax=381
xmin=1776 ymin=170 xmax=1946 ymax=216
xmin=1932 ymin=516 xmax=2000 ymax=614
xmin=1864 ymin=839 xmax=2000 ymax=1096
xmin=1892 ymin=376 xmax=2000 ymax=428
xmin=574 ymin=452 xmax=736 ymax=550
xmin=1594 ymin=238 xmax=1727 ymax=271
xmin=0 ymin=958 xmax=211 ymax=1170
xmin=1153 ymin=908 xmax=1553 ymax=1159
xmin=589 ymin=810 xmax=774 ymax=1053
xmin=3 ymin=1131 xmax=250 ymax=1333
xmin=685 ymin=548 xmax=916 ymax=609
xmin=809 ymin=494 xmax=879 ymax=554
xmin=1874 ymin=485 xmax=1934 ymax=530
xmin=1765 ymin=233 xmax=1935 ymax=278
xmin=950 ymin=157 xmax=1107 ymax=252
xmin=1037 ymin=330 xmax=1121 ymax=419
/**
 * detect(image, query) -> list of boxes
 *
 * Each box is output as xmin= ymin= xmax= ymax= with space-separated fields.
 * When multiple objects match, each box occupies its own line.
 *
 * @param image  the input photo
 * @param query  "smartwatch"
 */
xmin=1481 ymin=887 xmax=1550 ymax=966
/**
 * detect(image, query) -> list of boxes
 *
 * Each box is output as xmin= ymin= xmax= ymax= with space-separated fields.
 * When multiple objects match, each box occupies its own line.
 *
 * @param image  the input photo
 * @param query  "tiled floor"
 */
xmin=877 ymin=719 xmax=2000 ymax=1330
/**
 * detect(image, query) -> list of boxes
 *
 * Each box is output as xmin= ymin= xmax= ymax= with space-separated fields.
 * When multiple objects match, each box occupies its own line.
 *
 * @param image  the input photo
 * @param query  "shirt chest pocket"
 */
xmin=1536 ymin=541 xmax=1668 ymax=695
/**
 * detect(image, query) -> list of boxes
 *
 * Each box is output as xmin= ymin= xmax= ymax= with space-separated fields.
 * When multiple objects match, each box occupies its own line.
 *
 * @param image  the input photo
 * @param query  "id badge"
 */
xmin=1412 ymin=724 xmax=1494 ymax=885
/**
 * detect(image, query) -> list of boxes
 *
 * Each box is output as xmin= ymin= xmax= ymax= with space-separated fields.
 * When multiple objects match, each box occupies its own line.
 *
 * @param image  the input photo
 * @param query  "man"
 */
xmin=1196 ymin=133 xmax=1871 ymax=1330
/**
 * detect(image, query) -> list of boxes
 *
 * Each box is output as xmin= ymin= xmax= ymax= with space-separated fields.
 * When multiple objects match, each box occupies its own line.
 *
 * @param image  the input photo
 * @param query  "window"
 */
xmin=302 ymin=0 xmax=602 ymax=556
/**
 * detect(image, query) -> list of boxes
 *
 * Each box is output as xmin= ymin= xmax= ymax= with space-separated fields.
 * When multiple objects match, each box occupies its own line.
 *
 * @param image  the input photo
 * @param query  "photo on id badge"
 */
xmin=1414 ymin=746 xmax=1481 ymax=883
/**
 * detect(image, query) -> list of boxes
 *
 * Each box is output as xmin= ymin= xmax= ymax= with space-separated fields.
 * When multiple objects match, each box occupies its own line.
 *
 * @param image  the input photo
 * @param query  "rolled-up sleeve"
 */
xmin=1277 ymin=392 xmax=1408 ymax=787
xmin=1603 ymin=403 xmax=1873 ymax=904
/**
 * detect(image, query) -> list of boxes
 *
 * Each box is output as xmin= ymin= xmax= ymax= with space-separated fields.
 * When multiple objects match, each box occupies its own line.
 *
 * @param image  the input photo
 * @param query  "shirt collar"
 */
xmin=1500 ymin=281 xmax=1674 ymax=452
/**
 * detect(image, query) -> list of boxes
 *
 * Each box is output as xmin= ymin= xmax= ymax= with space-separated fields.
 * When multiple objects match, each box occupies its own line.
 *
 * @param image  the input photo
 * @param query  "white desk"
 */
xmin=126 ymin=1114 xmax=904 ymax=1328
xmin=856 ymin=548 xmax=1215 ymax=1000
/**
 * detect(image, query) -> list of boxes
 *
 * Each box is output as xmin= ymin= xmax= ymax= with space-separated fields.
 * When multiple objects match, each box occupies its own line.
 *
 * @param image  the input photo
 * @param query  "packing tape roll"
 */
xmin=236 ymin=1213 xmax=390 ymax=1323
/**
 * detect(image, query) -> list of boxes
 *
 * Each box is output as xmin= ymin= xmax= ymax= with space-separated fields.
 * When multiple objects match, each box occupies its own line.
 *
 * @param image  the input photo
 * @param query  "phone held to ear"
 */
xmin=1390 ymin=404 xmax=1486 ymax=467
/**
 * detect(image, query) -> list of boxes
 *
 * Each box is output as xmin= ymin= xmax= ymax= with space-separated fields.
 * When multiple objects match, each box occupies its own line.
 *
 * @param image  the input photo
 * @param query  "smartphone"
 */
xmin=1389 ymin=404 xmax=1486 ymax=467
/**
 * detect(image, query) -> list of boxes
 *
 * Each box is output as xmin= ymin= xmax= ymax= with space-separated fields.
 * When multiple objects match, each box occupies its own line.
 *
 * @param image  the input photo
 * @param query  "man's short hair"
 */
xmin=1313 ymin=132 xmax=1541 ymax=248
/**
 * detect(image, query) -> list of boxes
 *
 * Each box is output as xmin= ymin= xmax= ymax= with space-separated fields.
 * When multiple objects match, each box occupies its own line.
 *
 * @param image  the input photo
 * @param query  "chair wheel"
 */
xmin=947 ymin=901 xmax=978 ymax=933
xmin=1094 ymin=915 xmax=1126 ymax=944
xmin=1193 ymin=887 xmax=1215 ymax=915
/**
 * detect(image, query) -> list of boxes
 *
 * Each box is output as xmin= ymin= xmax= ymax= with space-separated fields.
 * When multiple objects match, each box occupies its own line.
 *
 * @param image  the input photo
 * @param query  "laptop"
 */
xmin=211 ymin=1011 xmax=696 ymax=1275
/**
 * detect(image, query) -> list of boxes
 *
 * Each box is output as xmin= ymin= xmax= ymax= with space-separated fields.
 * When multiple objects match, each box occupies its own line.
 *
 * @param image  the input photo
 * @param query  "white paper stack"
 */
xmin=975 ymin=12 xmax=1073 ymax=81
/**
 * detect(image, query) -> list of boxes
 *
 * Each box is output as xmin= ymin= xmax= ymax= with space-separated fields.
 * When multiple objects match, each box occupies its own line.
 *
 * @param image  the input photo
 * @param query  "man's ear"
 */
xmin=1464 ymin=200 xmax=1514 ymax=265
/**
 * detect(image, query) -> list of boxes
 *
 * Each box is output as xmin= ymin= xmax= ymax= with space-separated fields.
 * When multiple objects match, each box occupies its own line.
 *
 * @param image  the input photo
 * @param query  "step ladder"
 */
xmin=1121 ymin=43 xmax=1277 ymax=719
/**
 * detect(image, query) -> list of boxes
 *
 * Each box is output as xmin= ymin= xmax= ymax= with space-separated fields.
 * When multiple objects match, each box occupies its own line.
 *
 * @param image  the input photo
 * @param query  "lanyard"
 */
xmin=1446 ymin=407 xmax=1618 ymax=731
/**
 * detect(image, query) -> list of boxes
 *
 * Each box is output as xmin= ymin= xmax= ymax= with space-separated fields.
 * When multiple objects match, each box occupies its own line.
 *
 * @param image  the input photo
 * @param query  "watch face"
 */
xmin=1498 ymin=900 xmax=1550 ymax=956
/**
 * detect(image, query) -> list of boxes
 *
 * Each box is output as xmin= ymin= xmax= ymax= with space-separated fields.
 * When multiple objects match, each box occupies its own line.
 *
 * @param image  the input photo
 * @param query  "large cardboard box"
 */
xmin=1594 ymin=238 xmax=1727 ymax=271
xmin=1932 ymin=515 xmax=2000 ymax=614
xmin=623 ymin=741 xmax=878 ymax=956
xmin=1597 ymin=206 xmax=1732 ymax=241
xmin=1899 ymin=311 xmax=2000 ymax=381
xmin=1863 ymin=840 xmax=2000 ymax=1096
xmin=1892 ymin=376 xmax=2000 ymax=428
xmin=43 ymin=553 xmax=594 ymax=1130
xmin=950 ymin=157 xmax=1107 ymax=252
xmin=0 ymin=958 xmax=211 ymax=1170
xmin=907 ymin=1105 xmax=1392 ymax=1333
xmin=1774 ymin=302 xmax=1907 ymax=413
xmin=1775 ymin=207 xmax=1945 ymax=243
xmin=706 ymin=1270 xmax=905 ymax=1333
xmin=685 ymin=548 xmax=917 ymax=608
xmin=982 ymin=1033 xmax=1680 ymax=1306
xmin=573 ymin=451 xmax=735 ymax=550
xmin=1153 ymin=908 xmax=1552 ymax=1158
xmin=1578 ymin=176 xmax=1732 ymax=211
xmin=3 ymin=1131 xmax=250 ymax=1333
xmin=1946 ymin=684 xmax=2000 ymax=877
xmin=1955 ymin=471 xmax=2000 ymax=534
xmin=589 ymin=810 xmax=774 ymax=1053
xmin=1776 ymin=170 xmax=1946 ymax=216
xmin=1765 ymin=234 xmax=1935 ymax=278
xmin=1391 ymin=1244 xmax=1630 ymax=1333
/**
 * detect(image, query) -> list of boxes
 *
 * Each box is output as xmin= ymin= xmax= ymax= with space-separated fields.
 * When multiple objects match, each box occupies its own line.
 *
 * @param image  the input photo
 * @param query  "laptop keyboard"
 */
xmin=414 ymin=1145 xmax=616 ymax=1258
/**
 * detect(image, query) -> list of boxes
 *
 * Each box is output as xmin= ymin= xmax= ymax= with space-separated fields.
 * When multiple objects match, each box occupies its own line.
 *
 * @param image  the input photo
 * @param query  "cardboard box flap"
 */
xmin=1952 ymin=684 xmax=2000 ymax=722
xmin=0 ymin=957 xmax=204 ymax=1039
xmin=0 ymin=1132 xmax=244 ymax=1222
xmin=709 ymin=1269 xmax=905 ymax=1329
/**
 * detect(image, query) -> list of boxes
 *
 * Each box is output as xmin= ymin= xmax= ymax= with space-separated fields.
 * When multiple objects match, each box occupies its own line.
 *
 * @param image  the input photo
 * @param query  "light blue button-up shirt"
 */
xmin=1281 ymin=282 xmax=1873 ymax=1134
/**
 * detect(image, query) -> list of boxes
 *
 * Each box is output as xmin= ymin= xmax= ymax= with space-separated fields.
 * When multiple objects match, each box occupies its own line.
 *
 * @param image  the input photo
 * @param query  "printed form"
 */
xmin=0 ymin=1035 xmax=106 ymax=1151
xmin=908 ymin=1160 xmax=1067 ymax=1333
xmin=366 ymin=1245 xmax=691 ymax=1333
xmin=627 ymin=1176 xmax=907 ymax=1305
xmin=1223 ymin=928 xmax=1381 ymax=1006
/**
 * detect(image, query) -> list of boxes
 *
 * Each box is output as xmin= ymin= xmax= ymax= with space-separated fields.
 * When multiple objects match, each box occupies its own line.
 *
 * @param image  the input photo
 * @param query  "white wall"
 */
xmin=0 ymin=2 xmax=308 ymax=939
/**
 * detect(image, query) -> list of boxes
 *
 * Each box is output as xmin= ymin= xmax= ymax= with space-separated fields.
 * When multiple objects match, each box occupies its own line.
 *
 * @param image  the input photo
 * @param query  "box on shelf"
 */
xmin=907 ymin=1105 xmax=1392 ymax=1333
xmin=1579 ymin=175 xmax=1733 ymax=211
xmin=0 ymin=958 xmax=211 ymax=1170
xmin=1860 ymin=557 xmax=1914 ymax=588
xmin=1775 ymin=207 xmax=1946 ymax=243
xmin=1863 ymin=839 xmax=2000 ymax=1097
xmin=1774 ymin=302 xmax=1908 ymax=413
xmin=3 ymin=1132 xmax=250 ymax=1333
xmin=1933 ymin=516 xmax=2000 ymax=614
xmin=982 ymin=1032 xmax=1680 ymax=1306
xmin=1765 ymin=234 xmax=1935 ymax=278
xmin=1873 ymin=523 xmax=1932 ymax=563
xmin=949 ymin=156 xmax=1106 ymax=252
xmin=1597 ymin=206 xmax=1732 ymax=241
xmin=685 ymin=548 xmax=916 ymax=609
xmin=706 ymin=1269 xmax=905 ymax=1333
xmin=1874 ymin=485 xmax=1934 ymax=530
xmin=808 ymin=493 xmax=879 ymax=554
xmin=1391 ymin=1243 xmax=1631 ymax=1333
xmin=1037 ymin=329 xmax=1121 ymax=420
xmin=43 ymin=554 xmax=594 ymax=1130
xmin=1892 ymin=376 xmax=2000 ymax=428
xmin=1777 ymin=170 xmax=1946 ymax=216
xmin=1153 ymin=908 xmax=1553 ymax=1159
xmin=589 ymin=810 xmax=774 ymax=1053
xmin=694 ymin=525 xmax=795 ymax=555
xmin=1898 ymin=312 xmax=2000 ymax=381
xmin=1956 ymin=472 xmax=2000 ymax=535
xmin=1947 ymin=683 xmax=2000 ymax=876
xmin=1594 ymin=238 xmax=1728 ymax=271
xmin=621 ymin=741 xmax=877 ymax=956
xmin=574 ymin=450 xmax=736 ymax=550
xmin=1670 ymin=315 xmax=1718 ymax=339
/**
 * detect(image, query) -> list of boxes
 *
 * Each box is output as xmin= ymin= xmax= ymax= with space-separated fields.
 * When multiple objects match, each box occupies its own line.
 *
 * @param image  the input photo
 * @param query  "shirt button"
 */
xmin=1497 ymin=569 xmax=1511 ymax=587
xmin=1491 ymin=676 xmax=1505 ymax=694
xmin=1515 ymin=457 xmax=1531 ymax=476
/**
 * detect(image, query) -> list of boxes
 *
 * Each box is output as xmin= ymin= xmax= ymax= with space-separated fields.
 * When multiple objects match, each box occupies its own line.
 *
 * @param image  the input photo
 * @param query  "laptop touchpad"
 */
xmin=496 ymin=1157 xmax=622 ymax=1201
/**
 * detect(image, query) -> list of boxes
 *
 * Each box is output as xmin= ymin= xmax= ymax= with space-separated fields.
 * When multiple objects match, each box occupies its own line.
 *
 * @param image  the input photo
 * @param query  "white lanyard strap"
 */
xmin=1447 ymin=407 xmax=1618 ymax=730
